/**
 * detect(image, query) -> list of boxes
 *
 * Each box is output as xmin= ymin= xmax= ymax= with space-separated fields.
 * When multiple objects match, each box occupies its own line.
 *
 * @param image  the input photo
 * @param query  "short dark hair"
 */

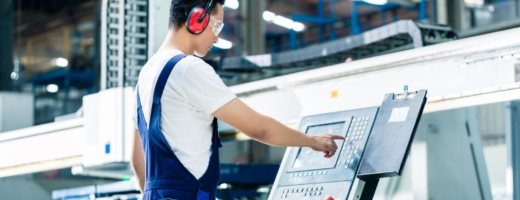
xmin=169 ymin=0 xmax=226 ymax=29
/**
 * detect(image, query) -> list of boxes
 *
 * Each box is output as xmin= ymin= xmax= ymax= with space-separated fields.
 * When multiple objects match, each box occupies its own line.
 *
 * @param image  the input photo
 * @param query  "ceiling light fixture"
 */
xmin=214 ymin=38 xmax=233 ymax=49
xmin=361 ymin=0 xmax=388 ymax=5
xmin=54 ymin=57 xmax=69 ymax=67
xmin=224 ymin=0 xmax=239 ymax=9
xmin=264 ymin=11 xmax=305 ymax=32
xmin=47 ymin=84 xmax=59 ymax=93
xmin=263 ymin=11 xmax=276 ymax=22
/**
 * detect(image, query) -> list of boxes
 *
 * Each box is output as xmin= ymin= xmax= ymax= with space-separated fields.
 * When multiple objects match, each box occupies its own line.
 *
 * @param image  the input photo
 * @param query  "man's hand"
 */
xmin=324 ymin=195 xmax=335 ymax=200
xmin=310 ymin=134 xmax=346 ymax=158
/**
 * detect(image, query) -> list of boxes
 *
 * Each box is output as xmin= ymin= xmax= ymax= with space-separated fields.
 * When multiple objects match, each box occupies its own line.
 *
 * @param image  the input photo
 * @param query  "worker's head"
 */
xmin=169 ymin=0 xmax=225 ymax=57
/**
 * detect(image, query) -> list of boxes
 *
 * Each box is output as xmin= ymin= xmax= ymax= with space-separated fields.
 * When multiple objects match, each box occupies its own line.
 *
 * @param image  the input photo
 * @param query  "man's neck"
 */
xmin=158 ymin=29 xmax=194 ymax=55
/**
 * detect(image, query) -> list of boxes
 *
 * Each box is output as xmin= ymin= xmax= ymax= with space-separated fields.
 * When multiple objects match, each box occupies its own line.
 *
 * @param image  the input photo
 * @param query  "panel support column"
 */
xmin=239 ymin=0 xmax=265 ymax=56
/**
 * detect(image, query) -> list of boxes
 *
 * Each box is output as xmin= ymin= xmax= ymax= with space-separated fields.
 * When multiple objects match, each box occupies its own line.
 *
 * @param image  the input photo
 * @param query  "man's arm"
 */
xmin=131 ymin=129 xmax=145 ymax=193
xmin=213 ymin=98 xmax=344 ymax=157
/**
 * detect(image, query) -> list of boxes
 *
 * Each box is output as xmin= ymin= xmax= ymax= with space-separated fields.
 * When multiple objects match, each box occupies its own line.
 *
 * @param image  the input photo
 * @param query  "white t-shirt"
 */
xmin=132 ymin=50 xmax=236 ymax=179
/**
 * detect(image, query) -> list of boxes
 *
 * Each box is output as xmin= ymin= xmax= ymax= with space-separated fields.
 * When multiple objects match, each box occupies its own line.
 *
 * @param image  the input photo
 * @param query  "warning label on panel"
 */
xmin=389 ymin=107 xmax=409 ymax=122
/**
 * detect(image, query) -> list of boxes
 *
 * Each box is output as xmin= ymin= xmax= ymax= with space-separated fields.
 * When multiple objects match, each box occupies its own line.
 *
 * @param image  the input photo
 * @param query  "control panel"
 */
xmin=270 ymin=108 xmax=379 ymax=200
xmin=268 ymin=90 xmax=427 ymax=200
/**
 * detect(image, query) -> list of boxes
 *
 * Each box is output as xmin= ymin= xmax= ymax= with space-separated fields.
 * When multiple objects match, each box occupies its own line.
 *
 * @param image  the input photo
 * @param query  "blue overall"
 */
xmin=136 ymin=54 xmax=222 ymax=200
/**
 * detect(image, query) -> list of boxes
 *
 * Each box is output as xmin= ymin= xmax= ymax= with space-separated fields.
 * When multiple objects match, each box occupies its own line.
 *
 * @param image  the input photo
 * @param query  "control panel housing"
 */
xmin=270 ymin=108 xmax=379 ymax=200
xmin=269 ymin=90 xmax=427 ymax=200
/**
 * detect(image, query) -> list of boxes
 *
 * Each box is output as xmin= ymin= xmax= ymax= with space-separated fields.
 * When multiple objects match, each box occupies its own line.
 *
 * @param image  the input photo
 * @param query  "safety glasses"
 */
xmin=209 ymin=17 xmax=224 ymax=36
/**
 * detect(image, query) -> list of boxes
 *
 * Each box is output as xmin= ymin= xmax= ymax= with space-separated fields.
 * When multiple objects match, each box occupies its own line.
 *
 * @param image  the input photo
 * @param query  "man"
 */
xmin=131 ymin=0 xmax=345 ymax=199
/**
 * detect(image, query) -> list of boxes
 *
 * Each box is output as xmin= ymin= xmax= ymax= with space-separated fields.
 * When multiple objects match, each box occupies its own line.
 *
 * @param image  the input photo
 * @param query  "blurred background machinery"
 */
xmin=3 ymin=0 xmax=518 ymax=124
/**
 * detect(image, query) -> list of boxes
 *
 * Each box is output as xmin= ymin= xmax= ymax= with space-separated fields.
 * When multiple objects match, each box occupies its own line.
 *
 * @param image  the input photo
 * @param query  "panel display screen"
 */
xmin=291 ymin=122 xmax=346 ymax=170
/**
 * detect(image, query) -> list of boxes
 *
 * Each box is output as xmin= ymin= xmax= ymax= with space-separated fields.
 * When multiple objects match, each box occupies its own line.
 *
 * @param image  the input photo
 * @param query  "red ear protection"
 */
xmin=185 ymin=0 xmax=214 ymax=35
xmin=186 ymin=6 xmax=210 ymax=35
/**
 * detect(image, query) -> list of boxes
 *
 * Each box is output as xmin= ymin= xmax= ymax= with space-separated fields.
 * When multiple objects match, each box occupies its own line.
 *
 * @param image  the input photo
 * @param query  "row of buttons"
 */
xmin=352 ymin=121 xmax=369 ymax=127
xmin=340 ymin=149 xmax=358 ymax=155
xmin=350 ymin=126 xmax=366 ymax=132
xmin=340 ymin=145 xmax=359 ymax=156
xmin=338 ymin=159 xmax=354 ymax=165
xmin=305 ymin=192 xmax=322 ymax=196
xmin=281 ymin=191 xmax=323 ymax=199
xmin=289 ymin=170 xmax=328 ymax=177
xmin=352 ymin=117 xmax=370 ymax=122
xmin=283 ymin=186 xmax=324 ymax=194
xmin=338 ymin=159 xmax=354 ymax=169
xmin=348 ymin=130 xmax=366 ymax=136
xmin=346 ymin=136 xmax=363 ymax=141
xmin=343 ymin=145 xmax=359 ymax=151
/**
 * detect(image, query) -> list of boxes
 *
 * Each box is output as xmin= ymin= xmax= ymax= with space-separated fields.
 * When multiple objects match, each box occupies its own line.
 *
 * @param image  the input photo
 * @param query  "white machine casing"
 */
xmin=82 ymin=87 xmax=134 ymax=168
xmin=0 ymin=92 xmax=33 ymax=132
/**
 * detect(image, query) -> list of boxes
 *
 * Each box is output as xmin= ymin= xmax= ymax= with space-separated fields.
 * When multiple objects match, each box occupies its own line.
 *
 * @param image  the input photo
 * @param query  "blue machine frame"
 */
xmin=289 ymin=0 xmax=428 ymax=50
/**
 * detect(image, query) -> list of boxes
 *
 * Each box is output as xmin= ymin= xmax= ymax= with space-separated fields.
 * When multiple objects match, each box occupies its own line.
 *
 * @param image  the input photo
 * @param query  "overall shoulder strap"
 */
xmin=135 ymin=85 xmax=149 ymax=130
xmin=212 ymin=118 xmax=223 ymax=148
xmin=136 ymin=86 xmax=142 ymax=108
xmin=152 ymin=54 xmax=187 ymax=103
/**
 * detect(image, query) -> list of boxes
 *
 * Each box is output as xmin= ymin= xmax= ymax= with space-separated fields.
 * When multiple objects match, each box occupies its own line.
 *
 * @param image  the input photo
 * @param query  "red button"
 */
xmin=324 ymin=195 xmax=335 ymax=200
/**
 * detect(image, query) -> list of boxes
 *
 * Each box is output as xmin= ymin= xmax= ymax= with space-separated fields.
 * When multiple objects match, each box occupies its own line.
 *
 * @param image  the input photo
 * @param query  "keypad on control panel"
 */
xmin=336 ymin=116 xmax=370 ymax=170
xmin=340 ymin=144 xmax=359 ymax=153
xmin=345 ymin=116 xmax=371 ymax=144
